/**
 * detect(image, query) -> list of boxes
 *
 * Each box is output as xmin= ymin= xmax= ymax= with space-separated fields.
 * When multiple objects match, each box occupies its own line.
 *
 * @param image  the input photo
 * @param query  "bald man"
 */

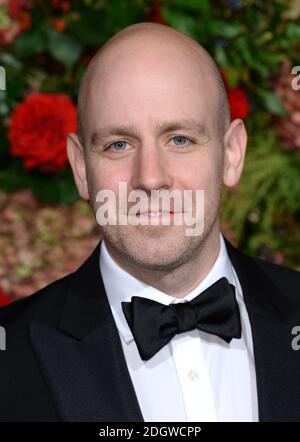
xmin=0 ymin=23 xmax=300 ymax=422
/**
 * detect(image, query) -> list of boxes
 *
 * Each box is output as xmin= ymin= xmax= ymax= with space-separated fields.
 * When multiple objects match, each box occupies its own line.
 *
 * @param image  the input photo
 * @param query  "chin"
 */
xmin=122 ymin=234 xmax=201 ymax=271
xmin=125 ymin=249 xmax=189 ymax=272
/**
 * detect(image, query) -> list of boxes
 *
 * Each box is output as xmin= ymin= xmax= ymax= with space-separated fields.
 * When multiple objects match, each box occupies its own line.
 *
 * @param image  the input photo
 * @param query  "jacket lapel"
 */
xmin=30 ymin=240 xmax=144 ymax=422
xmin=225 ymin=237 xmax=300 ymax=421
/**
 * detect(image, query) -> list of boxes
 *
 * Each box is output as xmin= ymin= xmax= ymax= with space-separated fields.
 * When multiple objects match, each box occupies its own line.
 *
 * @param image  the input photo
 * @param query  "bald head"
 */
xmin=77 ymin=22 xmax=230 ymax=146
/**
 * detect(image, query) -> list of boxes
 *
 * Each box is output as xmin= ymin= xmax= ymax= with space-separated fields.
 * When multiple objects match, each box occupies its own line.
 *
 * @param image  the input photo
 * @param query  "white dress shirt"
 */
xmin=99 ymin=233 xmax=258 ymax=422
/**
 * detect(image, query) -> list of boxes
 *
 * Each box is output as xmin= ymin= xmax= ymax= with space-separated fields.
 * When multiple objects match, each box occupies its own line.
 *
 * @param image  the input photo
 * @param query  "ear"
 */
xmin=223 ymin=118 xmax=247 ymax=188
xmin=67 ymin=133 xmax=89 ymax=200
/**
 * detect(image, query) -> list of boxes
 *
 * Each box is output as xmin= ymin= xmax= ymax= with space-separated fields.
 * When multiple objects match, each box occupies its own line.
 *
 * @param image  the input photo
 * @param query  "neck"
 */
xmin=105 ymin=227 xmax=222 ymax=299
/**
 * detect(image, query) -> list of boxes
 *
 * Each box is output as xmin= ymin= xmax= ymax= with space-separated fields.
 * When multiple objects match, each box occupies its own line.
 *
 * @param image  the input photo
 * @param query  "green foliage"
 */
xmin=14 ymin=26 xmax=84 ymax=68
xmin=162 ymin=0 xmax=300 ymax=115
xmin=45 ymin=27 xmax=83 ymax=68
xmin=221 ymin=113 xmax=300 ymax=268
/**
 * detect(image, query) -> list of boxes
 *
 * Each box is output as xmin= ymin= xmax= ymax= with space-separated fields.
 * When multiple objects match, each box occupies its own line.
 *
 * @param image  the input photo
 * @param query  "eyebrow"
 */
xmin=90 ymin=119 xmax=209 ymax=147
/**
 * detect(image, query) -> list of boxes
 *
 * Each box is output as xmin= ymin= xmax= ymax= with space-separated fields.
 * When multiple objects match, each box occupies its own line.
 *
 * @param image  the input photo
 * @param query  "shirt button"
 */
xmin=188 ymin=369 xmax=199 ymax=381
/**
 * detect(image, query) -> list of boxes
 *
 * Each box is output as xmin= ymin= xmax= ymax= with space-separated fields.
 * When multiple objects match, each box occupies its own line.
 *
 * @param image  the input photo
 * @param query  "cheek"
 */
xmin=176 ymin=164 xmax=216 ymax=192
xmin=87 ymin=158 xmax=131 ymax=195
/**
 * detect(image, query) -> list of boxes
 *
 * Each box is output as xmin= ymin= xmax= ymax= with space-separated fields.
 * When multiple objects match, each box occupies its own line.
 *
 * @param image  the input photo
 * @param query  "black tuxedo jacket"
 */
xmin=0 ymin=236 xmax=300 ymax=422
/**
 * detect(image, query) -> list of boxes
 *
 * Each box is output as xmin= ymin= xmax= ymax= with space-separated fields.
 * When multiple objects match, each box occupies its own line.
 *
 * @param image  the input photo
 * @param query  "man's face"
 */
xmin=76 ymin=38 xmax=226 ymax=271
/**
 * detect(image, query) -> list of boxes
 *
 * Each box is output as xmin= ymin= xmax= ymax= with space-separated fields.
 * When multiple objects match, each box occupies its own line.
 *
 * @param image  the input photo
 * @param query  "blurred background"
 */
xmin=0 ymin=0 xmax=299 ymax=305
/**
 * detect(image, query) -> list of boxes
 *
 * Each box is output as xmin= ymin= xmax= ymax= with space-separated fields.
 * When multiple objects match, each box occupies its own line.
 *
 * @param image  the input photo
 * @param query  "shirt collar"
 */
xmin=100 ymin=233 xmax=238 ymax=343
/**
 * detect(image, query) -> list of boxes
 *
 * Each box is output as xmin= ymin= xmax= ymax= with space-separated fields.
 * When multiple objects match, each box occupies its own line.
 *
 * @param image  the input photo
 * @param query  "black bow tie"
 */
xmin=121 ymin=277 xmax=241 ymax=361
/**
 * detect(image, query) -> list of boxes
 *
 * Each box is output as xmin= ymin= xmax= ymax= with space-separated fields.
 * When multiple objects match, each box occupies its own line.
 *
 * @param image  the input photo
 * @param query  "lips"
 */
xmin=137 ymin=211 xmax=175 ymax=216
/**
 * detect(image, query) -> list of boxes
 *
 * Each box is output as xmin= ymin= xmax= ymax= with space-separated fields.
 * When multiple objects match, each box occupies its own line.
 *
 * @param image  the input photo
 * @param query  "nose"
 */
xmin=131 ymin=142 xmax=173 ymax=192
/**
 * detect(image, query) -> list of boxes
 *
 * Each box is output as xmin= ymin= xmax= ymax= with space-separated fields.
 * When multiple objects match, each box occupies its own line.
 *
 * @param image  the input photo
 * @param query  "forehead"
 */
xmin=82 ymin=35 xmax=219 ymax=135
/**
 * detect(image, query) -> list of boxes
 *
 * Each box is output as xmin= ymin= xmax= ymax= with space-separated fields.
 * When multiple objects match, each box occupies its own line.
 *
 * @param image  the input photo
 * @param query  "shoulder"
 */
xmin=224 ymin=235 xmax=300 ymax=306
xmin=0 ymin=271 xmax=74 ymax=328
xmin=0 ymin=239 xmax=102 ymax=330
xmin=252 ymin=255 xmax=300 ymax=291
xmin=243 ymin=253 xmax=300 ymax=309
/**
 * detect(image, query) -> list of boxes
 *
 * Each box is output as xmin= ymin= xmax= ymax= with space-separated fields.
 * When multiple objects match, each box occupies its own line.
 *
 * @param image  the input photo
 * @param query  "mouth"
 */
xmin=136 ymin=211 xmax=174 ymax=217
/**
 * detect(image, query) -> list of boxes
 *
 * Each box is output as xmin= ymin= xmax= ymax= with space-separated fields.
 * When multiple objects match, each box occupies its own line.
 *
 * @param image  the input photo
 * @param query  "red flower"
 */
xmin=221 ymin=70 xmax=250 ymax=120
xmin=50 ymin=0 xmax=71 ymax=12
xmin=8 ymin=0 xmax=30 ymax=20
xmin=0 ymin=287 xmax=10 ymax=307
xmin=8 ymin=93 xmax=77 ymax=172
xmin=227 ymin=87 xmax=250 ymax=120
xmin=146 ymin=0 xmax=165 ymax=24
xmin=53 ymin=18 xmax=66 ymax=32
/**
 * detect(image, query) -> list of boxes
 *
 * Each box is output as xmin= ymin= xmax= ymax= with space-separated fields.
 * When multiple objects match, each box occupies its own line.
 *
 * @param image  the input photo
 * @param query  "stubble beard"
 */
xmin=97 ymin=202 xmax=220 ymax=273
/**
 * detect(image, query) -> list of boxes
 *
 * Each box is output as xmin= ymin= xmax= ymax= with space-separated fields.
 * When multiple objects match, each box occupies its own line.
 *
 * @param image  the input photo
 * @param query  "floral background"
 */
xmin=0 ymin=0 xmax=299 ymax=305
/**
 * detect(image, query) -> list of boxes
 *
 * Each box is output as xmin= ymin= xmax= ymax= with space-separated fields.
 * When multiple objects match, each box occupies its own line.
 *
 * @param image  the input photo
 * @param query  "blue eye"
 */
xmin=172 ymin=136 xmax=190 ymax=146
xmin=109 ymin=141 xmax=128 ymax=151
